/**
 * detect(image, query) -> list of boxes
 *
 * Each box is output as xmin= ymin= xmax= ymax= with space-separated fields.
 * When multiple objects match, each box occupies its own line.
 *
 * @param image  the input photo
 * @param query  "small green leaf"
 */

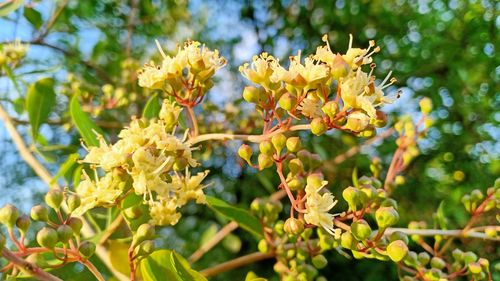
xmin=0 ymin=0 xmax=24 ymax=17
xmin=23 ymin=6 xmax=43 ymax=29
xmin=70 ymin=95 xmax=105 ymax=147
xmin=26 ymin=77 xmax=56 ymax=140
xmin=141 ymin=250 xmax=207 ymax=281
xmin=434 ymin=201 xmax=448 ymax=230
xmin=352 ymin=167 xmax=359 ymax=188
xmin=51 ymin=153 xmax=79 ymax=185
xmin=142 ymin=93 xmax=161 ymax=119
xmin=205 ymin=196 xmax=263 ymax=238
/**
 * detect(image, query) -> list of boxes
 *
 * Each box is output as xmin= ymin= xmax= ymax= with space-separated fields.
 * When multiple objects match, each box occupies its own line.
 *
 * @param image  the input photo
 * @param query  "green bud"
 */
xmin=259 ymin=140 xmax=274 ymax=156
xmin=37 ymin=227 xmax=58 ymax=248
xmin=16 ymin=215 xmax=31 ymax=234
xmin=286 ymin=137 xmax=301 ymax=153
xmin=288 ymin=177 xmax=305 ymax=191
xmin=404 ymin=251 xmax=419 ymax=267
xmin=271 ymin=133 xmax=287 ymax=155
xmin=30 ymin=205 xmax=49 ymax=222
xmin=124 ymin=205 xmax=143 ymax=219
xmin=0 ymin=204 xmax=19 ymax=228
xmin=340 ymin=232 xmax=356 ymax=250
xmin=258 ymin=153 xmax=273 ymax=170
xmin=358 ymin=126 xmax=376 ymax=138
xmin=67 ymin=217 xmax=83 ymax=235
xmin=284 ymin=218 xmax=304 ymax=235
xmin=136 ymin=240 xmax=155 ymax=257
xmin=242 ymin=86 xmax=260 ymax=103
xmin=381 ymin=198 xmax=398 ymax=209
xmin=238 ymin=144 xmax=253 ymax=165
xmin=66 ymin=194 xmax=81 ymax=212
xmin=351 ymin=220 xmax=372 ymax=240
xmin=312 ymin=254 xmax=328 ymax=269
xmin=470 ymin=189 xmax=484 ymax=202
xmin=57 ymin=225 xmax=74 ymax=243
xmin=468 ymin=262 xmax=482 ymax=274
xmin=258 ymin=239 xmax=268 ymax=253
xmin=418 ymin=252 xmax=431 ymax=265
xmin=301 ymin=228 xmax=313 ymax=240
xmin=45 ymin=189 xmax=64 ymax=210
xmin=321 ymin=101 xmax=339 ymax=119
xmin=344 ymin=111 xmax=370 ymax=132
xmin=342 ymin=187 xmax=359 ymax=211
xmin=134 ymin=224 xmax=155 ymax=246
xmin=387 ymin=240 xmax=408 ymax=262
xmin=430 ymin=257 xmax=446 ymax=270
xmin=78 ymin=241 xmax=96 ymax=258
xmin=484 ymin=226 xmax=497 ymax=238
xmin=311 ymin=117 xmax=327 ymax=136
xmin=274 ymin=220 xmax=284 ymax=235
xmin=330 ymin=55 xmax=350 ymax=80
xmin=250 ymin=198 xmax=265 ymax=216
xmin=288 ymin=158 xmax=304 ymax=175
xmin=452 ymin=249 xmax=464 ymax=262
xmin=463 ymin=251 xmax=477 ymax=264
xmin=461 ymin=194 xmax=472 ymax=212
xmin=478 ymin=258 xmax=489 ymax=271
xmin=389 ymin=231 xmax=409 ymax=245
xmin=278 ymin=93 xmax=296 ymax=111
xmin=265 ymin=200 xmax=283 ymax=215
xmin=375 ymin=206 xmax=399 ymax=229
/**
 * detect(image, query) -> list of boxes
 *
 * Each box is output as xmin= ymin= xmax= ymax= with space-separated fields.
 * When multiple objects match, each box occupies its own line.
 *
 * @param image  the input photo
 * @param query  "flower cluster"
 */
xmin=0 ymin=40 xmax=29 ymax=66
xmin=303 ymin=175 xmax=338 ymax=235
xmin=75 ymin=100 xmax=209 ymax=226
xmin=138 ymin=40 xmax=226 ymax=105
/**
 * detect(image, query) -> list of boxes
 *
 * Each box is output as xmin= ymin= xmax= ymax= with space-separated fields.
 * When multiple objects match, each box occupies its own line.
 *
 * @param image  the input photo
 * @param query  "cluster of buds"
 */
xmin=130 ymin=223 xmax=156 ymax=261
xmin=0 ymin=40 xmax=28 ymax=67
xmin=138 ymin=40 xmax=226 ymax=106
xmin=240 ymin=35 xmax=396 ymax=138
xmin=0 ymin=189 xmax=97 ymax=278
xmin=75 ymin=99 xmax=209 ymax=226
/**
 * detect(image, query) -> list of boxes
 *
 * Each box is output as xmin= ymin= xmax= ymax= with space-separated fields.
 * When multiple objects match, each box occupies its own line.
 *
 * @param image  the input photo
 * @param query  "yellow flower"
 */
xmin=239 ymin=52 xmax=280 ymax=90
xmin=149 ymin=199 xmax=181 ymax=226
xmin=137 ymin=61 xmax=167 ymax=89
xmin=74 ymin=172 xmax=122 ymax=216
xmin=271 ymin=54 xmax=329 ymax=91
xmin=298 ymin=95 xmax=324 ymax=118
xmin=304 ymin=180 xmax=338 ymax=235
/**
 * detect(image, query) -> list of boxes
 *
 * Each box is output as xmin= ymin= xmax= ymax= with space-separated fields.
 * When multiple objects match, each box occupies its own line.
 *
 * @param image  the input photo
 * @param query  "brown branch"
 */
xmin=200 ymin=251 xmax=274 ymax=278
xmin=1 ymin=249 xmax=63 ymax=281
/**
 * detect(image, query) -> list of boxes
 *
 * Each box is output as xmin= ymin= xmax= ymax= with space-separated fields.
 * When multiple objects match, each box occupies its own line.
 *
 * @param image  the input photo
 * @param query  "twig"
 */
xmin=186 ymin=106 xmax=199 ymax=137
xmin=385 ymin=228 xmax=500 ymax=241
xmin=98 ymin=215 xmax=124 ymax=245
xmin=200 ymin=251 xmax=274 ymax=278
xmin=1 ymin=249 xmax=63 ymax=281
xmin=189 ymin=222 xmax=239 ymax=263
xmin=81 ymin=259 xmax=105 ymax=281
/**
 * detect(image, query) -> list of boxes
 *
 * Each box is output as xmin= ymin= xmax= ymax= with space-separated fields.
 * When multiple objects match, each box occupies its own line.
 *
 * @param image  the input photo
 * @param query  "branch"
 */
xmin=385 ymin=227 xmax=500 ymax=241
xmin=1 ymin=249 xmax=63 ymax=281
xmin=200 ymin=251 xmax=274 ymax=278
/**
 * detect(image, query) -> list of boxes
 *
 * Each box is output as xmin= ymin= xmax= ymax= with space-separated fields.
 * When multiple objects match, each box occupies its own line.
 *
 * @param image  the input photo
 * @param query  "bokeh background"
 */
xmin=0 ymin=0 xmax=498 ymax=280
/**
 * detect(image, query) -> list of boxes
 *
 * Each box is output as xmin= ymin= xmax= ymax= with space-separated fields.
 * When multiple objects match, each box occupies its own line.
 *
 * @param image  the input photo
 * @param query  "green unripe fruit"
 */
xmin=45 ymin=189 xmax=64 ymax=210
xmin=134 ymin=224 xmax=155 ymax=246
xmin=67 ymin=217 xmax=83 ymax=235
xmin=312 ymin=254 xmax=328 ymax=269
xmin=468 ymin=262 xmax=482 ymax=274
xmin=137 ymin=240 xmax=155 ymax=257
xmin=463 ymin=251 xmax=477 ymax=264
xmin=37 ymin=227 xmax=58 ymax=248
xmin=0 ymin=204 xmax=19 ymax=228
xmin=389 ymin=231 xmax=409 ymax=245
xmin=258 ymin=153 xmax=273 ymax=170
xmin=79 ymin=241 xmax=96 ymax=258
xmin=321 ymin=101 xmax=339 ymax=119
xmin=16 ymin=215 xmax=31 ymax=234
xmin=340 ymin=232 xmax=356 ymax=249
xmin=351 ymin=220 xmax=372 ymax=240
xmin=387 ymin=240 xmax=408 ymax=262
xmin=283 ymin=218 xmax=304 ymax=235
xmin=66 ymin=194 xmax=81 ymax=212
xmin=311 ymin=117 xmax=327 ymax=136
xmin=30 ymin=205 xmax=49 ymax=222
xmin=418 ymin=252 xmax=430 ymax=265
xmin=259 ymin=140 xmax=274 ymax=156
xmin=243 ymin=86 xmax=260 ymax=103
xmin=404 ymin=251 xmax=419 ymax=267
xmin=286 ymin=137 xmax=301 ymax=153
xmin=452 ymin=249 xmax=464 ymax=262
xmin=57 ymin=225 xmax=74 ymax=243
xmin=430 ymin=257 xmax=446 ymax=270
xmin=124 ymin=205 xmax=143 ymax=219
xmin=258 ymin=239 xmax=268 ymax=253
xmin=271 ymin=133 xmax=287 ymax=155
xmin=342 ymin=187 xmax=359 ymax=211
xmin=375 ymin=206 xmax=399 ymax=229
xmin=278 ymin=93 xmax=296 ymax=111
xmin=238 ymin=144 xmax=253 ymax=165
xmin=288 ymin=158 xmax=304 ymax=175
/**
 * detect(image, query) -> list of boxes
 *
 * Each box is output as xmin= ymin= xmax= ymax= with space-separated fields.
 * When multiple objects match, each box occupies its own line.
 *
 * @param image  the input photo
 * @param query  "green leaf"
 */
xmin=0 ymin=0 xmax=24 ymax=17
xmin=140 ymin=250 xmax=207 ymax=281
xmin=69 ymin=95 xmax=104 ymax=147
xmin=205 ymin=196 xmax=263 ymax=238
xmin=25 ymin=77 xmax=56 ymax=140
xmin=108 ymin=240 xmax=131 ymax=276
xmin=434 ymin=201 xmax=448 ymax=230
xmin=51 ymin=153 xmax=79 ymax=185
xmin=23 ymin=6 xmax=42 ymax=29
xmin=142 ymin=93 xmax=161 ymax=119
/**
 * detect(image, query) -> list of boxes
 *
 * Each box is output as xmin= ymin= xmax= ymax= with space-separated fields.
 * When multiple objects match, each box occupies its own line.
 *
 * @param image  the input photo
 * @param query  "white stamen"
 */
xmin=155 ymin=39 xmax=168 ymax=59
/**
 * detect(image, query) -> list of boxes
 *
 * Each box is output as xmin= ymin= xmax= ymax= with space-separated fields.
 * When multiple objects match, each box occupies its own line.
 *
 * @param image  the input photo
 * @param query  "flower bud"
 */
xmin=57 ymin=225 xmax=74 ymax=243
xmin=271 ymin=133 xmax=287 ymax=155
xmin=452 ymin=249 xmax=464 ymax=262
xmin=259 ymin=140 xmax=274 ymax=156
xmin=322 ymin=101 xmax=339 ymax=119
xmin=340 ymin=232 xmax=356 ymax=249
xmin=470 ymin=189 xmax=483 ymax=202
xmin=463 ymin=251 xmax=477 ymax=264
xmin=284 ymin=218 xmax=304 ymax=235
xmin=258 ymin=153 xmax=273 ymax=170
xmin=430 ymin=257 xmax=446 ymax=270
xmin=258 ymin=239 xmax=268 ymax=253
xmin=265 ymin=200 xmax=283 ymax=215
xmin=45 ymin=189 xmax=64 ymax=210
xmin=136 ymin=240 xmax=155 ymax=257
xmin=66 ymin=194 xmax=81 ymax=212
xmin=238 ymin=144 xmax=253 ymax=165
xmin=16 ymin=215 xmax=31 ymax=234
xmin=278 ymin=93 xmax=296 ymax=111
xmin=37 ymin=227 xmax=58 ymax=248
xmin=288 ymin=158 xmax=304 ymax=175
xmin=351 ymin=220 xmax=372 ymax=240
xmin=419 ymin=97 xmax=432 ymax=114
xmin=330 ymin=55 xmax=349 ymax=80
xmin=242 ymin=86 xmax=260 ymax=103
xmin=389 ymin=231 xmax=409 ymax=245
xmin=358 ymin=126 xmax=376 ymax=138
xmin=310 ymin=117 xmax=327 ymax=136
xmin=79 ymin=241 xmax=96 ymax=258
xmin=342 ymin=187 xmax=359 ymax=211
xmin=387 ymin=240 xmax=408 ymax=262
xmin=484 ymin=226 xmax=497 ymax=238
xmin=134 ymin=224 xmax=155 ymax=246
xmin=288 ymin=177 xmax=305 ymax=191
xmin=67 ymin=217 xmax=83 ymax=235
xmin=418 ymin=252 xmax=430 ymax=265
xmin=306 ymin=174 xmax=324 ymax=190
xmin=371 ymin=111 xmax=388 ymax=128
xmin=30 ymin=205 xmax=49 ymax=222
xmin=250 ymin=198 xmax=265 ymax=216
xmin=404 ymin=251 xmax=418 ymax=267
xmin=478 ymin=258 xmax=489 ymax=271
xmin=0 ymin=204 xmax=19 ymax=228
xmin=468 ymin=262 xmax=482 ymax=274
xmin=344 ymin=111 xmax=370 ymax=132
xmin=461 ymin=194 xmax=472 ymax=212
xmin=375 ymin=206 xmax=399 ymax=229
xmin=312 ymin=254 xmax=328 ymax=269
xmin=286 ymin=137 xmax=301 ymax=153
